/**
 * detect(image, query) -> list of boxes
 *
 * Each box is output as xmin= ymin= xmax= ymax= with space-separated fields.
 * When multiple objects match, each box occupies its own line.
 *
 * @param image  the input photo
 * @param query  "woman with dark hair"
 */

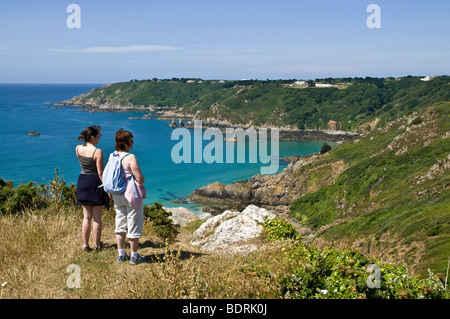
xmin=112 ymin=128 xmax=146 ymax=265
xmin=76 ymin=125 xmax=109 ymax=252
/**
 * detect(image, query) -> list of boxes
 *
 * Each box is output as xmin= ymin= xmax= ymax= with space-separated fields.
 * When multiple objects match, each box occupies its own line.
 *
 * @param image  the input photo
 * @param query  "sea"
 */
xmin=0 ymin=84 xmax=327 ymax=214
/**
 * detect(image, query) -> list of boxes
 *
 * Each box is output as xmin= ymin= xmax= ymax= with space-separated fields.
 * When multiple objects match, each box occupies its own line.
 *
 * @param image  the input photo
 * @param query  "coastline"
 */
xmin=56 ymin=101 xmax=360 ymax=142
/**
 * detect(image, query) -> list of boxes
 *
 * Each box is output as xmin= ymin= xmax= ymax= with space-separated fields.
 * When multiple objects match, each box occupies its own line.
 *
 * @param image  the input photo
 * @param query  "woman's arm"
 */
xmin=94 ymin=149 xmax=105 ymax=181
xmin=125 ymin=154 xmax=145 ymax=184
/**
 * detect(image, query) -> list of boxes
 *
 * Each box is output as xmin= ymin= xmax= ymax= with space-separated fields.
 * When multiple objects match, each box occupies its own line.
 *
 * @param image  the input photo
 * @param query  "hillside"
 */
xmin=55 ymin=75 xmax=450 ymax=276
xmin=59 ymin=76 xmax=450 ymax=132
xmin=0 ymin=189 xmax=448 ymax=299
xmin=189 ymin=101 xmax=450 ymax=276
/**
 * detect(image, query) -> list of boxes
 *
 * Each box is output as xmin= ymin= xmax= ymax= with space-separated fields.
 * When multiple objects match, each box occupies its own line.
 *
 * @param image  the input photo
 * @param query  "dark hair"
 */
xmin=115 ymin=128 xmax=133 ymax=151
xmin=78 ymin=125 xmax=102 ymax=143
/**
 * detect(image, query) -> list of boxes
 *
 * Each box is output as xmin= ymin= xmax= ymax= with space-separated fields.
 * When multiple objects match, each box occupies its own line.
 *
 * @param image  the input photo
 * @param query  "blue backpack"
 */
xmin=101 ymin=151 xmax=130 ymax=194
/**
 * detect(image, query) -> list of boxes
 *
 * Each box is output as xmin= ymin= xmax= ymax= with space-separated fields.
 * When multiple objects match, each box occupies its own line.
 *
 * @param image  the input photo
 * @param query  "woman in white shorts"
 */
xmin=112 ymin=129 xmax=146 ymax=265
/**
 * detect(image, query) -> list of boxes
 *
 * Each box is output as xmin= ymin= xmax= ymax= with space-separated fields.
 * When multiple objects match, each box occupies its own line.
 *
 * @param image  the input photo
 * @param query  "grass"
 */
xmin=0 ymin=205 xmax=283 ymax=298
xmin=0 ymin=204 xmax=448 ymax=299
xmin=289 ymin=102 xmax=450 ymax=276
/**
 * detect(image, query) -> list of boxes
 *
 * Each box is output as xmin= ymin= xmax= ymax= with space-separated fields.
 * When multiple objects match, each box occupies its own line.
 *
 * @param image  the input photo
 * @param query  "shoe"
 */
xmin=130 ymin=254 xmax=146 ymax=265
xmin=118 ymin=253 xmax=130 ymax=263
xmin=95 ymin=242 xmax=109 ymax=252
xmin=82 ymin=245 xmax=92 ymax=252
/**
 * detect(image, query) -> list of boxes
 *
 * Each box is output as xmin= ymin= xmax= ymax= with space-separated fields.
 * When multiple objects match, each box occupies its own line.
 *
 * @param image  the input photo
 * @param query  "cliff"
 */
xmin=188 ymin=102 xmax=450 ymax=275
xmin=57 ymin=76 xmax=450 ymax=135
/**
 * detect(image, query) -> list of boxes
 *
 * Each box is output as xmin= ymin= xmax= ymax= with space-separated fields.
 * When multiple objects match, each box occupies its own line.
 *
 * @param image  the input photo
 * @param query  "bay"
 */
xmin=0 ymin=84 xmax=326 ymax=214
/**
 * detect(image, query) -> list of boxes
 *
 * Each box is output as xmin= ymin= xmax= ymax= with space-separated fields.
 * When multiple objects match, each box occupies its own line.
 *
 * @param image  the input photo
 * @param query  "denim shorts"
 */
xmin=112 ymin=194 xmax=144 ymax=239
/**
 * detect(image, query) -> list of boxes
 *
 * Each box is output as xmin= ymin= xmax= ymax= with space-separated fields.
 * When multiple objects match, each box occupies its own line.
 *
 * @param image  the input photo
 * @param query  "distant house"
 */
xmin=294 ymin=80 xmax=306 ymax=86
xmin=328 ymin=120 xmax=338 ymax=131
xmin=420 ymin=75 xmax=436 ymax=81
xmin=186 ymin=80 xmax=195 ymax=83
xmin=315 ymin=83 xmax=333 ymax=88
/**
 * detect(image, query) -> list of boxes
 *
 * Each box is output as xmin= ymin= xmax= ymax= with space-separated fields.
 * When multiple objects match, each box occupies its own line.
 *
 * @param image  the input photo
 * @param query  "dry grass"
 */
xmin=0 ymin=206 xmax=287 ymax=299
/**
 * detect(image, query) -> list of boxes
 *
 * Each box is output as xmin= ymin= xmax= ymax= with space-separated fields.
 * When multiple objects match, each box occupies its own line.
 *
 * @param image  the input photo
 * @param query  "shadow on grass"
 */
xmin=103 ymin=240 xmax=205 ymax=263
xmin=145 ymin=249 xmax=205 ymax=264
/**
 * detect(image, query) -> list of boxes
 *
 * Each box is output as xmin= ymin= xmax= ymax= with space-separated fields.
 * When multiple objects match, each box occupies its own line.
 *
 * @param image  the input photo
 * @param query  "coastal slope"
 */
xmin=59 ymin=76 xmax=450 ymax=133
xmin=190 ymin=101 xmax=450 ymax=276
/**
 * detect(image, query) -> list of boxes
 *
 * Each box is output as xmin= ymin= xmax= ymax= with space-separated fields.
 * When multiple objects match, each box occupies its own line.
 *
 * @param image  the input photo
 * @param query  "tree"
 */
xmin=320 ymin=143 xmax=332 ymax=154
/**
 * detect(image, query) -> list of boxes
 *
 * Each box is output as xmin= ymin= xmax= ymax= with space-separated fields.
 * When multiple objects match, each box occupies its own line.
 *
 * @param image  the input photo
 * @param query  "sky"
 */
xmin=0 ymin=0 xmax=449 ymax=83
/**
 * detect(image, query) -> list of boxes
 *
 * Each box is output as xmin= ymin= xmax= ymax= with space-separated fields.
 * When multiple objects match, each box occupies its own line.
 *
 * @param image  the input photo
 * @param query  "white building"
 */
xmin=420 ymin=75 xmax=436 ymax=81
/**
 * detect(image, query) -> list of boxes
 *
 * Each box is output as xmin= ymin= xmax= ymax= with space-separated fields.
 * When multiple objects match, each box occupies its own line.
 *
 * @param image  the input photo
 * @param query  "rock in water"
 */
xmin=28 ymin=131 xmax=40 ymax=136
xmin=191 ymin=204 xmax=276 ymax=254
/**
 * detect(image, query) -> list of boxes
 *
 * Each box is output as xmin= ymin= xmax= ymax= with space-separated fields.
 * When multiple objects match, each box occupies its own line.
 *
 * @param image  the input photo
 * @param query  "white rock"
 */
xmin=191 ymin=204 xmax=276 ymax=254
xmin=164 ymin=207 xmax=199 ymax=227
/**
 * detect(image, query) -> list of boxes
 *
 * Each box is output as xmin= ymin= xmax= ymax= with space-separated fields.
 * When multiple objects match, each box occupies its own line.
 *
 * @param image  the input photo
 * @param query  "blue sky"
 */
xmin=0 ymin=0 xmax=449 ymax=83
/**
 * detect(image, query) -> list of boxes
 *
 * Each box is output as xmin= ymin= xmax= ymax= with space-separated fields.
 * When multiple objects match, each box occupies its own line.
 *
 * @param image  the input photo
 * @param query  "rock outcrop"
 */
xmin=189 ymin=153 xmax=347 ymax=215
xmin=191 ymin=205 xmax=276 ymax=254
xmin=163 ymin=206 xmax=201 ymax=227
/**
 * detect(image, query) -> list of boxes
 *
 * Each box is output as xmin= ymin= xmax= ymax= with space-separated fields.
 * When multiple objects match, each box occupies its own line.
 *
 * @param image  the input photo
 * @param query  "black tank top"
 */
xmin=77 ymin=147 xmax=98 ymax=175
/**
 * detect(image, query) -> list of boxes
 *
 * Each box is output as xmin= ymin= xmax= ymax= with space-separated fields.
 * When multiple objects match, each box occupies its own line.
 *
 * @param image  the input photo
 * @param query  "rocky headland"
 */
xmin=188 ymin=152 xmax=346 ymax=218
xmin=56 ymin=95 xmax=359 ymax=142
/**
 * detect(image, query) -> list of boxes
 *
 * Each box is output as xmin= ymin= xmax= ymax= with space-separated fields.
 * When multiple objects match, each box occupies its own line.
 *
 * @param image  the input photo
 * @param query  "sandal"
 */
xmin=82 ymin=245 xmax=92 ymax=252
xmin=95 ymin=242 xmax=109 ymax=251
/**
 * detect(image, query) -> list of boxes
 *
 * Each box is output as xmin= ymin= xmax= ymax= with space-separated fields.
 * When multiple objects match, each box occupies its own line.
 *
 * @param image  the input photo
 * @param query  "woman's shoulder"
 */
xmin=123 ymin=152 xmax=136 ymax=161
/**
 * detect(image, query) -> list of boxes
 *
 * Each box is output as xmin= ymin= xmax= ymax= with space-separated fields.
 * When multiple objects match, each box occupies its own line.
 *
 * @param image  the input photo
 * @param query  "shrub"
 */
xmin=46 ymin=168 xmax=77 ymax=207
xmin=320 ymin=143 xmax=332 ymax=154
xmin=263 ymin=217 xmax=299 ymax=241
xmin=410 ymin=117 xmax=423 ymax=126
xmin=144 ymin=202 xmax=179 ymax=242
xmin=279 ymin=244 xmax=449 ymax=299
xmin=0 ymin=169 xmax=78 ymax=215
xmin=0 ymin=179 xmax=47 ymax=214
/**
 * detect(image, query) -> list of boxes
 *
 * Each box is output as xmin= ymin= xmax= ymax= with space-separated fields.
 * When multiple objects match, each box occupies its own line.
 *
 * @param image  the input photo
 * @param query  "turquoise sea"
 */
xmin=0 ymin=84 xmax=326 ymax=214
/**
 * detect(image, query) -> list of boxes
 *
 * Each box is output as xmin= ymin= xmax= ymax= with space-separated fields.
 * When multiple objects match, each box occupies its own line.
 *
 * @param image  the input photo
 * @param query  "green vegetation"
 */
xmin=278 ymin=242 xmax=448 ymax=299
xmin=290 ymin=102 xmax=450 ymax=276
xmin=73 ymin=76 xmax=450 ymax=131
xmin=144 ymin=202 xmax=179 ymax=242
xmin=2 ymin=76 xmax=448 ymax=299
xmin=0 ymin=175 xmax=447 ymax=299
xmin=0 ymin=168 xmax=75 ymax=215
xmin=79 ymin=80 xmax=230 ymax=107
xmin=320 ymin=143 xmax=332 ymax=154
xmin=263 ymin=217 xmax=300 ymax=241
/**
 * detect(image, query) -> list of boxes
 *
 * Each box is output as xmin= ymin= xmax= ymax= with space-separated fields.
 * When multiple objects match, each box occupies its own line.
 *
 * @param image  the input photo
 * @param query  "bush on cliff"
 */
xmin=278 ymin=242 xmax=449 ymax=299
xmin=144 ymin=202 xmax=179 ymax=243
xmin=263 ymin=217 xmax=299 ymax=241
xmin=0 ymin=169 xmax=77 ymax=215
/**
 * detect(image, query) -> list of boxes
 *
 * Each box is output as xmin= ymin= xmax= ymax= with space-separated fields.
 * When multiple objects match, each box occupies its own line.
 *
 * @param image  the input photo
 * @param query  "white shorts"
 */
xmin=112 ymin=194 xmax=144 ymax=239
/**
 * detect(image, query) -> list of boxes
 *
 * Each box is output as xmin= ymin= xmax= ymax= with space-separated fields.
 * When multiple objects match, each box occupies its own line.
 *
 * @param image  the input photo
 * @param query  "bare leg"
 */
xmin=92 ymin=206 xmax=103 ymax=247
xmin=116 ymin=232 xmax=126 ymax=250
xmin=82 ymin=206 xmax=93 ymax=248
xmin=129 ymin=238 xmax=139 ymax=254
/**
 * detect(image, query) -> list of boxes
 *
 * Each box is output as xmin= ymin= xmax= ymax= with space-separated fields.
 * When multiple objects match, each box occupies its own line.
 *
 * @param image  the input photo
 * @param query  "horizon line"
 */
xmin=0 ymin=74 xmax=446 ymax=85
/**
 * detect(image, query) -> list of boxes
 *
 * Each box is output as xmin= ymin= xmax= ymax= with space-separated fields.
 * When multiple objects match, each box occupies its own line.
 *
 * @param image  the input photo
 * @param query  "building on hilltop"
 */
xmin=420 ymin=75 xmax=436 ymax=81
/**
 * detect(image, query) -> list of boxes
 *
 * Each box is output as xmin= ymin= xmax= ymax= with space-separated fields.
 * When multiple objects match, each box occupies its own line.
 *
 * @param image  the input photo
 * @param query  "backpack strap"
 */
xmin=117 ymin=152 xmax=131 ymax=169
